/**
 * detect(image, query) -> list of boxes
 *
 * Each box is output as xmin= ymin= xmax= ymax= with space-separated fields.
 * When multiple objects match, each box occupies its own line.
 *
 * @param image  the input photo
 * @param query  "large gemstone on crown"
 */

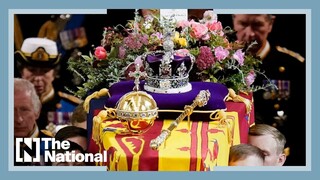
xmin=142 ymin=51 xmax=195 ymax=94
xmin=116 ymin=91 xmax=158 ymax=134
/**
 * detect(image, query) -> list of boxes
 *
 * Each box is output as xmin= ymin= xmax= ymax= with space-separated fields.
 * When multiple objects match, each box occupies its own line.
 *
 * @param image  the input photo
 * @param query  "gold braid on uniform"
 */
xmin=226 ymin=88 xmax=252 ymax=114
xmin=276 ymin=46 xmax=305 ymax=63
xmin=83 ymin=88 xmax=111 ymax=113
xmin=58 ymin=91 xmax=83 ymax=104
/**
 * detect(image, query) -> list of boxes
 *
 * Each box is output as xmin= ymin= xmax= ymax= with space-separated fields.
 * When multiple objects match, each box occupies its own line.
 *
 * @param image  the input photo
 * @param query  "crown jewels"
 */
xmin=141 ymin=22 xmax=195 ymax=94
xmin=114 ymin=63 xmax=158 ymax=135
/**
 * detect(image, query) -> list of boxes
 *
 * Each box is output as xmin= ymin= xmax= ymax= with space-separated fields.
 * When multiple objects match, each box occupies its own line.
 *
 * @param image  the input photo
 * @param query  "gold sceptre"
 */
xmin=150 ymin=90 xmax=211 ymax=150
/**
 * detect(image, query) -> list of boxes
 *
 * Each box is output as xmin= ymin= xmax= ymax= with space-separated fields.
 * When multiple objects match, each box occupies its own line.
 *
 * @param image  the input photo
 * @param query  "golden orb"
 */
xmin=116 ymin=91 xmax=158 ymax=135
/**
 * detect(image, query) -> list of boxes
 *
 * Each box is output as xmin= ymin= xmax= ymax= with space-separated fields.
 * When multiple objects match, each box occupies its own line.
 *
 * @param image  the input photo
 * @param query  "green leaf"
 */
xmin=109 ymin=46 xmax=119 ymax=58
xmin=82 ymin=55 xmax=93 ymax=63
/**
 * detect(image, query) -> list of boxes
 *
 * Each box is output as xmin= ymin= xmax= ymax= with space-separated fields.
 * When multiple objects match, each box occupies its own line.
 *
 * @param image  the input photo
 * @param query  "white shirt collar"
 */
xmin=257 ymin=41 xmax=270 ymax=60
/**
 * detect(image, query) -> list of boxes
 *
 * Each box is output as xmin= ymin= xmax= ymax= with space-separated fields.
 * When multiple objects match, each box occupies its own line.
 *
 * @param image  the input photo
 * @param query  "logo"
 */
xmin=15 ymin=138 xmax=107 ymax=163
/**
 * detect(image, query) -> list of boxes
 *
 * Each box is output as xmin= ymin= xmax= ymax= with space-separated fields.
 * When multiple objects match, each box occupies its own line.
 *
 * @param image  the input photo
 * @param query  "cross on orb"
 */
xmin=129 ymin=63 xmax=146 ymax=91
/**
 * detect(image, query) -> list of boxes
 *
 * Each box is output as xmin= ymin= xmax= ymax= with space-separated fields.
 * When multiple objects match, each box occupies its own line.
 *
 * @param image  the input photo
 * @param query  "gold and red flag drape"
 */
xmin=95 ymin=112 xmax=240 ymax=171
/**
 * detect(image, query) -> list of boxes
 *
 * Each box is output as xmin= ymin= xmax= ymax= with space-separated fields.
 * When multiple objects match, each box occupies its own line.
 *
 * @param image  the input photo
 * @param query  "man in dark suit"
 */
xmin=232 ymin=14 xmax=306 ymax=166
xmin=14 ymin=78 xmax=52 ymax=165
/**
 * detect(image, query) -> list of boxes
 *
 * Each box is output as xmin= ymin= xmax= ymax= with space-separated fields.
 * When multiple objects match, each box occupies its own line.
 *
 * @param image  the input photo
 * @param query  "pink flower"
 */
xmin=214 ymin=46 xmax=229 ymax=61
xmin=124 ymin=34 xmax=149 ymax=50
xmin=201 ymin=33 xmax=210 ymax=41
xmin=233 ymin=49 xmax=245 ymax=66
xmin=245 ymin=71 xmax=256 ymax=86
xmin=176 ymin=20 xmax=191 ymax=28
xmin=190 ymin=22 xmax=208 ymax=40
xmin=196 ymin=46 xmax=215 ymax=71
xmin=118 ymin=46 xmax=126 ymax=59
xmin=134 ymin=55 xmax=143 ymax=66
xmin=140 ymin=34 xmax=149 ymax=45
xmin=151 ymin=32 xmax=163 ymax=40
xmin=174 ymin=49 xmax=190 ymax=57
xmin=206 ymin=21 xmax=223 ymax=31
xmin=94 ymin=46 xmax=107 ymax=60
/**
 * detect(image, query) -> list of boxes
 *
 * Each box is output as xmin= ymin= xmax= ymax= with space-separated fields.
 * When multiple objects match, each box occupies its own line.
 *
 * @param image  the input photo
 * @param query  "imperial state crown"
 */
xmin=141 ymin=17 xmax=195 ymax=94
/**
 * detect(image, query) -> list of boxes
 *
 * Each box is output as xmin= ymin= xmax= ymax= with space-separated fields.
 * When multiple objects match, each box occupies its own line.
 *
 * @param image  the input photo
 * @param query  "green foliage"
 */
xmin=67 ymin=54 xmax=132 ymax=98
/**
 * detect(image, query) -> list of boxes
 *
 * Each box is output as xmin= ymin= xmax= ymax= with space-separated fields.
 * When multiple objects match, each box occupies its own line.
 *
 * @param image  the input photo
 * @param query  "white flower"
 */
xmin=144 ymin=22 xmax=152 ymax=29
xmin=202 ymin=10 xmax=217 ymax=23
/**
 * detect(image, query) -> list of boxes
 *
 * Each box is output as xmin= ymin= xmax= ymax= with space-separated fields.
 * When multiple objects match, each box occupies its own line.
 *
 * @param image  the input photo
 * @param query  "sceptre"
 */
xmin=150 ymin=90 xmax=211 ymax=150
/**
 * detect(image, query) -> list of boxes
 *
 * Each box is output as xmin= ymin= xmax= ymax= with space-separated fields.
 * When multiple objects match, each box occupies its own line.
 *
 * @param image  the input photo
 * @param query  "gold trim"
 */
xmin=150 ymin=90 xmax=211 ymax=150
xmin=276 ymin=45 xmax=305 ymax=63
xmin=226 ymin=88 xmax=252 ymax=114
xmin=15 ymin=51 xmax=28 ymax=61
xmin=83 ymin=88 xmax=111 ymax=113
xmin=157 ymin=109 xmax=227 ymax=113
xmin=58 ymin=91 xmax=83 ymax=104
xmin=23 ymin=52 xmax=58 ymax=59
xmin=15 ymin=50 xmax=61 ymax=66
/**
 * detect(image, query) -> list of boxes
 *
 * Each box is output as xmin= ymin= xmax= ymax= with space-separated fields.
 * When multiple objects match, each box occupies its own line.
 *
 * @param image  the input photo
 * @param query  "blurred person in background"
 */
xmin=232 ymin=14 xmax=306 ymax=166
xmin=15 ymin=37 xmax=81 ymax=131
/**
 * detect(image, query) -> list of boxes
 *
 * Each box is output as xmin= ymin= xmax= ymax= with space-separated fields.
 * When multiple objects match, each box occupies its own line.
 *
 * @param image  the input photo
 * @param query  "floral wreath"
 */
xmin=67 ymin=10 xmax=274 ymax=98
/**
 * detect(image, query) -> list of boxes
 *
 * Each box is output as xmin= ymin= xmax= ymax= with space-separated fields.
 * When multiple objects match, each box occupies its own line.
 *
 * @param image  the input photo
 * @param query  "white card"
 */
xmin=160 ymin=9 xmax=188 ymax=22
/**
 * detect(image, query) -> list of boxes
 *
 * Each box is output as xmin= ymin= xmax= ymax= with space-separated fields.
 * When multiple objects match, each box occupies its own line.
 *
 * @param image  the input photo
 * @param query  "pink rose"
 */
xmin=176 ymin=20 xmax=190 ymax=28
xmin=94 ymin=46 xmax=107 ymax=60
xmin=206 ymin=21 xmax=223 ymax=31
xmin=214 ymin=46 xmax=229 ymax=61
xmin=190 ymin=22 xmax=208 ymax=39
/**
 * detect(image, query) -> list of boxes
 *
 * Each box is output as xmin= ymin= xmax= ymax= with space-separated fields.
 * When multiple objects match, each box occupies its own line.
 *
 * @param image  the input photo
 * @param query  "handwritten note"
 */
xmin=160 ymin=9 xmax=188 ymax=22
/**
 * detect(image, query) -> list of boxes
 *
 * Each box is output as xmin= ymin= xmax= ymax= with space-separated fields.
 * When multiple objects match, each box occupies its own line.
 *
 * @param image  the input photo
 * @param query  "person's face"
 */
xmin=233 ymin=14 xmax=274 ymax=52
xmin=21 ymin=66 xmax=55 ymax=96
xmin=229 ymin=155 xmax=264 ymax=166
xmin=67 ymin=136 xmax=87 ymax=151
xmin=14 ymin=89 xmax=39 ymax=137
xmin=74 ymin=121 xmax=87 ymax=130
xmin=248 ymin=134 xmax=286 ymax=166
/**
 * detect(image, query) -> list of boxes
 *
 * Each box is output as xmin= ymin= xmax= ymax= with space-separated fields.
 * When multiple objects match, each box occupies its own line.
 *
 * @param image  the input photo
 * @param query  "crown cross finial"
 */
xmin=133 ymin=9 xmax=140 ymax=34
xmin=129 ymin=63 xmax=146 ymax=91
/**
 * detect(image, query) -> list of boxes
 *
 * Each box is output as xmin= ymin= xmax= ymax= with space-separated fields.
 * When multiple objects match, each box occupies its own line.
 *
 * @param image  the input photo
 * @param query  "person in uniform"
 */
xmin=15 ymin=37 xmax=82 ymax=132
xmin=232 ymin=14 xmax=306 ymax=166
xmin=14 ymin=78 xmax=53 ymax=165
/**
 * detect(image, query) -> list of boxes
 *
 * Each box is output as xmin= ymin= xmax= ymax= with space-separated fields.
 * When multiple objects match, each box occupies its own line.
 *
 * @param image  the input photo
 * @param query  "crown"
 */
xmin=141 ymin=24 xmax=195 ymax=94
